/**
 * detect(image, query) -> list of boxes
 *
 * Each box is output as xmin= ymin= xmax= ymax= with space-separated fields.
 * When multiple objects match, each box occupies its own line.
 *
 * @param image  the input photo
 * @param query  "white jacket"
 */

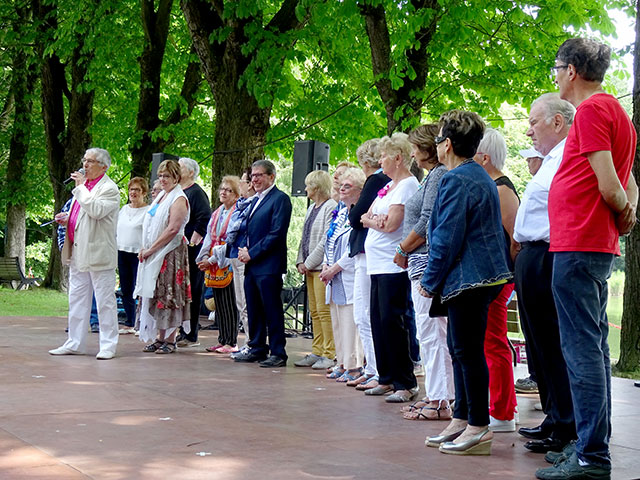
xmin=61 ymin=175 xmax=120 ymax=272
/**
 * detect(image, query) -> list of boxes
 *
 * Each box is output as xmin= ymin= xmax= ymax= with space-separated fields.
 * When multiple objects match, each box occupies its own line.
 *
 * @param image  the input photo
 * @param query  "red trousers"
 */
xmin=484 ymin=283 xmax=518 ymax=421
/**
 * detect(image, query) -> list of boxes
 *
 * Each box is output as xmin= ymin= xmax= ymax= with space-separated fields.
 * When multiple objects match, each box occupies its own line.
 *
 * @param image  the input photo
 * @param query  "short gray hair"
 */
xmin=340 ymin=167 xmax=366 ymax=190
xmin=477 ymin=129 xmax=507 ymax=171
xmin=179 ymin=157 xmax=200 ymax=180
xmin=378 ymin=132 xmax=412 ymax=169
xmin=252 ymin=159 xmax=276 ymax=176
xmin=532 ymin=93 xmax=576 ymax=126
xmin=86 ymin=148 xmax=111 ymax=169
xmin=356 ymin=138 xmax=380 ymax=169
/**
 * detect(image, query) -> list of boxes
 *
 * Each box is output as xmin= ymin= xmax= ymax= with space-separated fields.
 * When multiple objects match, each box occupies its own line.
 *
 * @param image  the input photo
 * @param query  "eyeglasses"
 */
xmin=219 ymin=187 xmax=233 ymax=193
xmin=157 ymin=174 xmax=173 ymax=179
xmin=129 ymin=188 xmax=142 ymax=193
xmin=550 ymin=64 xmax=568 ymax=75
xmin=250 ymin=172 xmax=267 ymax=179
xmin=339 ymin=183 xmax=354 ymax=190
xmin=434 ymin=136 xmax=447 ymax=145
xmin=82 ymin=157 xmax=99 ymax=164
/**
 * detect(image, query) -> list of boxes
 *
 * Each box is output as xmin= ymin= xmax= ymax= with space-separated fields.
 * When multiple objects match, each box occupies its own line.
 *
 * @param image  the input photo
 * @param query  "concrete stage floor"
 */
xmin=0 ymin=315 xmax=639 ymax=480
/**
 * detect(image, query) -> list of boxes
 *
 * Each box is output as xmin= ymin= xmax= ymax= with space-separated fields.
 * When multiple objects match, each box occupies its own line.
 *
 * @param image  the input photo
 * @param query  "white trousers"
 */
xmin=330 ymin=303 xmax=363 ymax=370
xmin=231 ymin=258 xmax=249 ymax=344
xmin=62 ymin=260 xmax=118 ymax=355
xmin=353 ymin=253 xmax=377 ymax=377
xmin=410 ymin=278 xmax=454 ymax=402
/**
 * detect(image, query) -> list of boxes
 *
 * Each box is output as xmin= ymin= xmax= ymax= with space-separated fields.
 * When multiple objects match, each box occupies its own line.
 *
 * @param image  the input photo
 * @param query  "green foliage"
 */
xmin=25 ymin=240 xmax=51 ymax=279
xmin=609 ymin=269 xmax=625 ymax=297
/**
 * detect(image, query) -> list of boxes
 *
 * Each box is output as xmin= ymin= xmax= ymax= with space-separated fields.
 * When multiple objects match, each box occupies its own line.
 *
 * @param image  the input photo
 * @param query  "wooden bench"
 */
xmin=0 ymin=257 xmax=42 ymax=290
xmin=506 ymin=297 xmax=522 ymax=366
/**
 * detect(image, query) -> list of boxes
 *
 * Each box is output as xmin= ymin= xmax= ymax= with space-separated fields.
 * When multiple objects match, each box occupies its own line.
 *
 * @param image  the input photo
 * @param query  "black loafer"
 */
xmin=524 ymin=437 xmax=568 ymax=454
xmin=233 ymin=350 xmax=266 ymax=363
xmin=519 ymin=424 xmax=553 ymax=440
xmin=259 ymin=355 xmax=287 ymax=368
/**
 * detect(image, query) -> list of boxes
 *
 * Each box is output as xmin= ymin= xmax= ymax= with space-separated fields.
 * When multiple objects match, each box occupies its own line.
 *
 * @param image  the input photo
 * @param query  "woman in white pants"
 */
xmin=393 ymin=124 xmax=454 ymax=419
xmin=346 ymin=139 xmax=389 ymax=390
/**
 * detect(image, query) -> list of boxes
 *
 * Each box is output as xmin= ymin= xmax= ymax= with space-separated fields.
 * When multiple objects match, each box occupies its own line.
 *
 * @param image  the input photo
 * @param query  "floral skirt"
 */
xmin=141 ymin=242 xmax=192 ymax=333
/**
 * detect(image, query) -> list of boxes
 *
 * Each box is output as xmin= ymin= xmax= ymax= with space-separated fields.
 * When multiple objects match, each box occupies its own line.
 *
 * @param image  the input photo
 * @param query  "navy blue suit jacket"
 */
xmin=243 ymin=185 xmax=292 ymax=276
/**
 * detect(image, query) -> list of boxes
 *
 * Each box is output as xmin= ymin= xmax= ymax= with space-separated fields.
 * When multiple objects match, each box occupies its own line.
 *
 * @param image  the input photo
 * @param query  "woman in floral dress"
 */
xmin=134 ymin=160 xmax=191 ymax=354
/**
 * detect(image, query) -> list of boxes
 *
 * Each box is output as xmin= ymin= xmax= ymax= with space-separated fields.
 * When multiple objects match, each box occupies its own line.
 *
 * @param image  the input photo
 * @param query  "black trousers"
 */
xmin=245 ymin=271 xmax=287 ymax=360
xmin=183 ymin=244 xmax=204 ymax=341
xmin=370 ymin=272 xmax=416 ymax=391
xmin=515 ymin=242 xmax=576 ymax=441
xmin=117 ymin=250 xmax=139 ymax=327
xmin=447 ymin=284 xmax=502 ymax=427
xmin=211 ymin=280 xmax=239 ymax=346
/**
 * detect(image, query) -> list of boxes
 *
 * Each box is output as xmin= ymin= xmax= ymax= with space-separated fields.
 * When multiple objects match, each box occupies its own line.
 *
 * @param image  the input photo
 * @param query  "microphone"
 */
xmin=63 ymin=167 xmax=85 ymax=185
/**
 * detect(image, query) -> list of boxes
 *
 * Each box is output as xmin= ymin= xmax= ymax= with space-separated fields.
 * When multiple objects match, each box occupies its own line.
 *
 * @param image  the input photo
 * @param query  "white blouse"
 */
xmin=116 ymin=204 xmax=149 ymax=253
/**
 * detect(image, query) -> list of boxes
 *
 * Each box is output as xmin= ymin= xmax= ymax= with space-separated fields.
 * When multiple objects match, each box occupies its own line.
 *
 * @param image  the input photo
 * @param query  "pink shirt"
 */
xmin=68 ymin=174 xmax=105 ymax=243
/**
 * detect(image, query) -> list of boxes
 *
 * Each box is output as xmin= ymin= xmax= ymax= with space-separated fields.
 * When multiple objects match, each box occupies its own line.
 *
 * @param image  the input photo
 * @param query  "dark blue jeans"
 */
xmin=90 ymin=295 xmax=99 ymax=327
xmin=552 ymin=251 xmax=613 ymax=469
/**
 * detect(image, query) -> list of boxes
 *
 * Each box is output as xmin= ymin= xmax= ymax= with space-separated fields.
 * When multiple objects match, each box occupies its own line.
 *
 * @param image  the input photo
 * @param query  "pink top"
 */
xmin=68 ymin=174 xmax=105 ymax=243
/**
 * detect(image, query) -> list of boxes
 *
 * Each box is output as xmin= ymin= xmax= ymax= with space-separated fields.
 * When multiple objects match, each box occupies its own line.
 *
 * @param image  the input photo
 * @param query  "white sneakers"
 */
xmin=49 ymin=345 xmax=115 ymax=360
xmin=49 ymin=346 xmax=82 ymax=355
xmin=489 ymin=415 xmax=516 ymax=432
xmin=96 ymin=351 xmax=115 ymax=360
xmin=311 ymin=356 xmax=335 ymax=370
xmin=294 ymin=353 xmax=320 ymax=367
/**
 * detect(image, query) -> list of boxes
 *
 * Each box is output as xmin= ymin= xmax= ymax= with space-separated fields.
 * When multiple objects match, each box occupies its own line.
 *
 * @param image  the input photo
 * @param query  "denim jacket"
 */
xmin=420 ymin=161 xmax=512 ymax=301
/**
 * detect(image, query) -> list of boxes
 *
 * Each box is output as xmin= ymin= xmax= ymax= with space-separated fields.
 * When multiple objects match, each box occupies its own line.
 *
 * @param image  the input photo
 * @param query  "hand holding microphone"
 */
xmin=63 ymin=167 xmax=86 ymax=186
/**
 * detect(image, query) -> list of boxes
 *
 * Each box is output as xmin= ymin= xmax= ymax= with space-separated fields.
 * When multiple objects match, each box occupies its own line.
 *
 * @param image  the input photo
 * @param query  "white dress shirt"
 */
xmin=250 ymin=183 xmax=275 ymax=217
xmin=513 ymin=139 xmax=566 ymax=243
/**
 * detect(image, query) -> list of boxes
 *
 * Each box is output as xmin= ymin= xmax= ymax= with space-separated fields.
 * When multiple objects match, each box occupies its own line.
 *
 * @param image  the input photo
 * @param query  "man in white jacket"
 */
xmin=50 ymin=148 xmax=120 ymax=360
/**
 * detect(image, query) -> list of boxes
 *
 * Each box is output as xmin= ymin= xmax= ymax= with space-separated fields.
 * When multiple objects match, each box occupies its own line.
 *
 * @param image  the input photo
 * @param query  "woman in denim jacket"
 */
xmin=420 ymin=110 xmax=512 ymax=456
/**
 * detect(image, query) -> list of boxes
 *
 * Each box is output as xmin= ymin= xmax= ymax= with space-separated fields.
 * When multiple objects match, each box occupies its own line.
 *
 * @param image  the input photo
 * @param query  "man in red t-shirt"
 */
xmin=536 ymin=38 xmax=638 ymax=480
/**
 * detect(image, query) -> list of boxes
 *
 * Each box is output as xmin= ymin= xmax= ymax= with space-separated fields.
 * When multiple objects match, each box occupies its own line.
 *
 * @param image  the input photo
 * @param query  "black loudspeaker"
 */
xmin=151 ymin=152 xmax=179 ymax=185
xmin=291 ymin=140 xmax=330 ymax=196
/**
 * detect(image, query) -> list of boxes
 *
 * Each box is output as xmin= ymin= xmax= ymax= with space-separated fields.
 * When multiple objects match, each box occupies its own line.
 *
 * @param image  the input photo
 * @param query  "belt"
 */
xmin=521 ymin=240 xmax=550 ymax=248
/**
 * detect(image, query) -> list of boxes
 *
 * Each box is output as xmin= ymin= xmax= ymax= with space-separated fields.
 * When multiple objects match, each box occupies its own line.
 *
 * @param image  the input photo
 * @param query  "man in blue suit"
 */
xmin=234 ymin=159 xmax=292 ymax=367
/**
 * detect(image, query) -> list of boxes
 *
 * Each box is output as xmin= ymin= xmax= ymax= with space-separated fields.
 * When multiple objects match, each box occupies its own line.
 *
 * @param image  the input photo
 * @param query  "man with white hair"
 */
xmin=50 ymin=148 xmax=120 ymax=359
xmin=176 ymin=157 xmax=211 ymax=347
xmin=513 ymin=93 xmax=577 ymax=455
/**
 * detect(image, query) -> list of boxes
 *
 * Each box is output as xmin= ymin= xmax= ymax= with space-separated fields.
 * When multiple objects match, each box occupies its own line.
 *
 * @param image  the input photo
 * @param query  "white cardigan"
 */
xmin=61 ymin=175 xmax=120 ymax=272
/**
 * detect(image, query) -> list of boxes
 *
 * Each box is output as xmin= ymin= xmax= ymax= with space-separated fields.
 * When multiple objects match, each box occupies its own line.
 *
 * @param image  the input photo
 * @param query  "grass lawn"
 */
xmin=0 ymin=286 xmax=68 ymax=317
xmin=607 ymin=294 xmax=622 ymax=362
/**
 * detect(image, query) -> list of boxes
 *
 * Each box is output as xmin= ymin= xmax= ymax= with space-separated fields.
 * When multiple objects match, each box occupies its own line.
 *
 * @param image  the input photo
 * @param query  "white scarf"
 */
xmin=133 ymin=185 xmax=189 ymax=299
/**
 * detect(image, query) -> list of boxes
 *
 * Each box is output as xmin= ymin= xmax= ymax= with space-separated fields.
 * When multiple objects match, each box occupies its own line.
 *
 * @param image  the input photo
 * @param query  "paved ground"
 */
xmin=0 ymin=315 xmax=639 ymax=480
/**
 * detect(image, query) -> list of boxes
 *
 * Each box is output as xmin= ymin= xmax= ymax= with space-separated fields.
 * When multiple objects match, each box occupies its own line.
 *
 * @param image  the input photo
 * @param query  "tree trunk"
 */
xmin=359 ymin=0 xmax=439 ymax=135
xmin=34 ymin=0 xmax=95 ymax=290
xmin=130 ymin=0 xmax=203 ymax=180
xmin=616 ymin=0 xmax=640 ymax=372
xmin=5 ymin=3 xmax=37 ymax=273
xmin=180 ymin=0 xmax=306 ymax=202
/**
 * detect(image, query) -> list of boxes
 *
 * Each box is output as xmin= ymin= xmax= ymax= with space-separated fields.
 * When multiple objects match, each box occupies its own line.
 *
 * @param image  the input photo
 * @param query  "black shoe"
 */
xmin=259 ymin=355 xmax=287 ymax=368
xmin=524 ymin=437 xmax=568 ymax=454
xmin=90 ymin=324 xmax=99 ymax=333
xmin=233 ymin=350 xmax=266 ymax=363
xmin=519 ymin=424 xmax=553 ymax=440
